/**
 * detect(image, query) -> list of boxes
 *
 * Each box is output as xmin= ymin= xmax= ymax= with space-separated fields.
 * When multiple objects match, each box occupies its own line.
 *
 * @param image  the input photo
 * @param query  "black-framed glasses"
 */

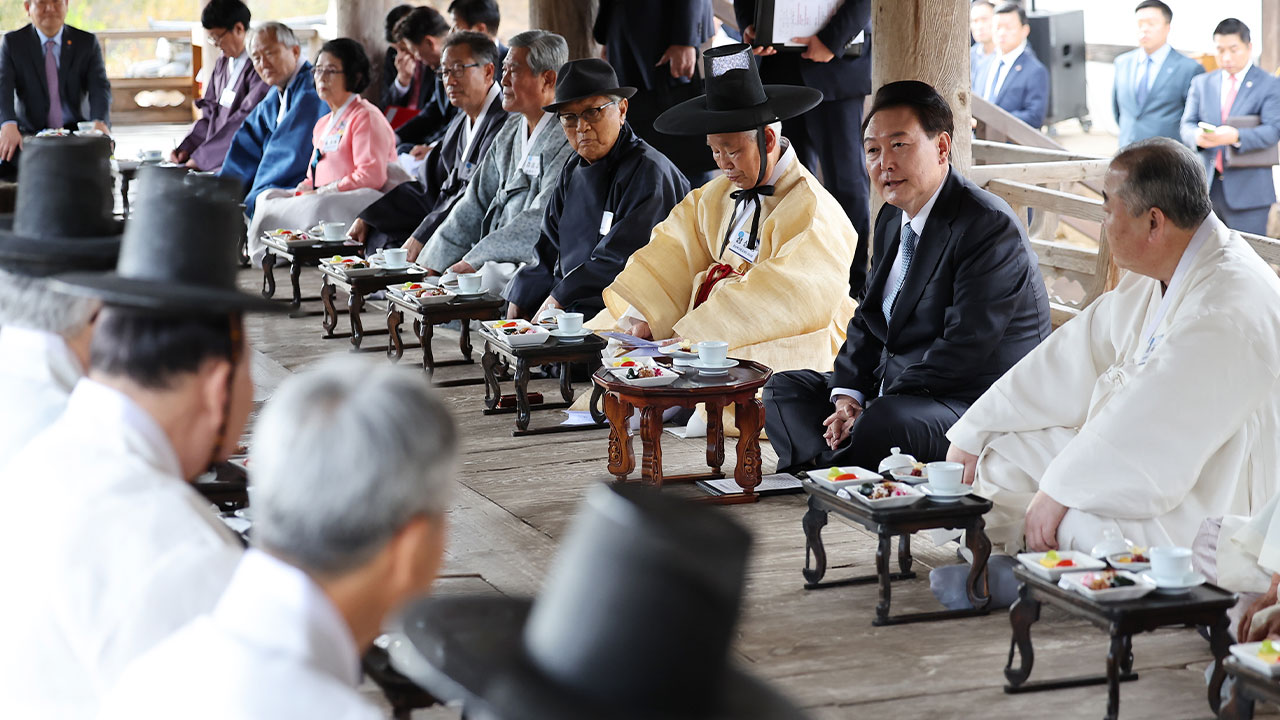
xmin=557 ymin=101 xmax=618 ymax=127
xmin=436 ymin=62 xmax=482 ymax=80
xmin=312 ymin=66 xmax=343 ymax=78
xmin=207 ymin=28 xmax=228 ymax=47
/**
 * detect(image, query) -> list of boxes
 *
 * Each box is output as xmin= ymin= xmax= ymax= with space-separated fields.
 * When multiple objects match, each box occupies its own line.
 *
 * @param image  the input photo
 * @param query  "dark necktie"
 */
xmin=882 ymin=223 xmax=919 ymax=321
xmin=45 ymin=40 xmax=62 ymax=129
xmin=1135 ymin=56 xmax=1152 ymax=109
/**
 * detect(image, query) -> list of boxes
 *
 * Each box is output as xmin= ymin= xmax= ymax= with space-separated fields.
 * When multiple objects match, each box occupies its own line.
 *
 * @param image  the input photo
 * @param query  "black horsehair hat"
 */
xmin=53 ymin=165 xmax=282 ymax=314
xmin=0 ymin=135 xmax=123 ymax=277
xmin=654 ymin=43 xmax=822 ymax=136
xmin=394 ymin=484 xmax=809 ymax=720
xmin=542 ymin=58 xmax=635 ymax=113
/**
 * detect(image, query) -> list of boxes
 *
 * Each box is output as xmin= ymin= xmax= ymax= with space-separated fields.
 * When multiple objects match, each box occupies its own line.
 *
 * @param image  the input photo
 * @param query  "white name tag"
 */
xmin=599 ymin=210 xmax=614 ymax=236
xmin=218 ymin=86 xmax=237 ymax=108
xmin=522 ymin=155 xmax=541 ymax=177
xmin=727 ymin=228 xmax=760 ymax=264
xmin=321 ymin=133 xmax=342 ymax=153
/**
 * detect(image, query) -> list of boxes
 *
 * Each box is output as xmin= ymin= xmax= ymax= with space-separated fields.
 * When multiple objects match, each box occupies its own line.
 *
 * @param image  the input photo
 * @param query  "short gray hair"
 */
xmin=249 ymin=357 xmax=458 ymax=575
xmin=1111 ymin=137 xmax=1213 ymax=230
xmin=0 ymin=269 xmax=98 ymax=335
xmin=250 ymin=21 xmax=300 ymax=50
xmin=508 ymin=29 xmax=568 ymax=75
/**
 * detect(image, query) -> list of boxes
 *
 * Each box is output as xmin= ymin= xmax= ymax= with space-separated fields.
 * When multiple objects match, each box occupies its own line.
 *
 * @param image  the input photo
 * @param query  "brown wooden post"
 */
xmin=871 ymin=0 xmax=972 ymax=178
xmin=529 ymin=0 xmax=599 ymax=60
xmin=1262 ymin=0 xmax=1280 ymax=75
xmin=332 ymin=0 xmax=395 ymax=101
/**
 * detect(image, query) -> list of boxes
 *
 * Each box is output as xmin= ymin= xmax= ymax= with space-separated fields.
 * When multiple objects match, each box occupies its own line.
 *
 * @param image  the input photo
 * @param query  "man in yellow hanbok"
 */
xmin=587 ymin=44 xmax=858 ymax=373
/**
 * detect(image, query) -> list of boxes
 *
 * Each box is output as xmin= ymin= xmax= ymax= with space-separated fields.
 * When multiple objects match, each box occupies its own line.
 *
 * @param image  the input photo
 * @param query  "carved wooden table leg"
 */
xmin=289 ymin=257 xmax=304 ymax=307
xmin=589 ymin=383 xmax=606 ymax=424
xmin=1208 ymin=613 xmax=1232 ymax=714
xmin=639 ymin=404 xmax=664 ymax=488
xmin=732 ymin=397 xmax=764 ymax=495
xmin=261 ymin=251 xmax=277 ymax=298
xmin=965 ymin=516 xmax=994 ymax=609
xmin=802 ymin=497 xmax=829 ymax=585
xmin=416 ymin=318 xmax=436 ymax=376
xmin=604 ymin=391 xmax=634 ymax=481
xmin=459 ymin=320 xmax=474 ymax=361
xmin=513 ymin=358 xmax=532 ymax=432
xmin=1105 ymin=633 xmax=1126 ymax=720
xmin=481 ymin=347 xmax=501 ymax=411
xmin=897 ymin=533 xmax=913 ymax=574
xmin=559 ymin=362 xmax=574 ymax=403
xmin=320 ymin=277 xmax=337 ymax=337
xmin=348 ymin=291 xmax=366 ymax=350
xmin=387 ymin=306 xmax=404 ymax=362
xmin=1222 ymin=684 xmax=1256 ymax=720
xmin=873 ymin=533 xmax=893 ymax=626
xmin=705 ymin=402 xmax=724 ymax=475
xmin=1004 ymin=584 xmax=1041 ymax=687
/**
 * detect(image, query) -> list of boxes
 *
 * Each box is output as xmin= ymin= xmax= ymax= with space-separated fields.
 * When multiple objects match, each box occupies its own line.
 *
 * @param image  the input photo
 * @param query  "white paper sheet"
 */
xmin=398 ymin=152 xmax=426 ymax=178
xmin=771 ymin=0 xmax=842 ymax=46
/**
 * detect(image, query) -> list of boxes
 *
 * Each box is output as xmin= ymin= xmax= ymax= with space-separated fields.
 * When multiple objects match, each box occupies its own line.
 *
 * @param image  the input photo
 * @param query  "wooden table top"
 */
xmin=1013 ymin=564 xmax=1237 ymax=617
xmin=320 ymin=263 xmax=431 ymax=291
xmin=260 ymin=234 xmax=350 ymax=256
xmin=804 ymin=480 xmax=993 ymax=523
xmin=482 ymin=330 xmax=607 ymax=360
xmin=591 ymin=358 xmax=771 ymax=398
xmin=386 ymin=289 xmax=505 ymax=316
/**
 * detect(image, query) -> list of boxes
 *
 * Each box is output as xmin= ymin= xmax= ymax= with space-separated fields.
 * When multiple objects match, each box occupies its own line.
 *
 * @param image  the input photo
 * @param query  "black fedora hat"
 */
xmin=655 ymin=43 xmax=822 ymax=136
xmin=0 ymin=135 xmax=123 ymax=277
xmin=393 ymin=484 xmax=809 ymax=720
xmin=53 ymin=166 xmax=282 ymax=314
xmin=542 ymin=58 xmax=636 ymax=113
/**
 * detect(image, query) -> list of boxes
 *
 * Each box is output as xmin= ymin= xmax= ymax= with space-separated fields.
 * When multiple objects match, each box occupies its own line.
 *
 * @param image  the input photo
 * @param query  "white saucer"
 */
xmin=1140 ymin=570 xmax=1207 ymax=593
xmin=689 ymin=358 xmax=739 ymax=375
xmin=673 ymin=357 xmax=696 ymax=367
xmin=452 ymin=290 xmax=488 ymax=298
xmin=550 ymin=328 xmax=591 ymax=343
xmin=919 ymin=483 xmax=969 ymax=503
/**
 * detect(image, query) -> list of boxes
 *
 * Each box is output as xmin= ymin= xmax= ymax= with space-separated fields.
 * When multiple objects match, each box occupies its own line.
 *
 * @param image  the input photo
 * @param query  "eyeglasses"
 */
xmin=557 ymin=101 xmax=618 ymax=127
xmin=207 ymin=28 xmax=228 ymax=47
xmin=436 ymin=62 xmax=481 ymax=80
xmin=312 ymin=66 xmax=343 ymax=78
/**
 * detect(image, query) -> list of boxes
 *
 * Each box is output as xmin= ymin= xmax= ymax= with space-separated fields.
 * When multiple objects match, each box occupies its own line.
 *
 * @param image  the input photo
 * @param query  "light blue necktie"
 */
xmin=985 ymin=60 xmax=1005 ymax=101
xmin=1135 ymin=56 xmax=1152 ymax=109
xmin=882 ymin=223 xmax=919 ymax=322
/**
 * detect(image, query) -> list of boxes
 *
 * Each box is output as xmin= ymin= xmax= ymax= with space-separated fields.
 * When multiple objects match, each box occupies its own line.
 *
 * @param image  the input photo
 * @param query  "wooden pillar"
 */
xmin=871 ymin=0 xmax=972 ymax=178
xmin=1262 ymin=0 xmax=1280 ymax=75
xmin=332 ymin=0 xmax=394 ymax=101
xmin=529 ymin=0 xmax=599 ymax=60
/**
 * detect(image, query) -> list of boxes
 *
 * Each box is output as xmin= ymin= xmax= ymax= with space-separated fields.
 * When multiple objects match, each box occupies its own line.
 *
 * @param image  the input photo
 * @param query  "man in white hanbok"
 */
xmin=0 ymin=171 xmax=283 ymax=717
xmin=0 ymin=135 xmax=121 ymax=458
xmin=946 ymin=137 xmax=1280 ymax=556
xmin=99 ymin=357 xmax=458 ymax=719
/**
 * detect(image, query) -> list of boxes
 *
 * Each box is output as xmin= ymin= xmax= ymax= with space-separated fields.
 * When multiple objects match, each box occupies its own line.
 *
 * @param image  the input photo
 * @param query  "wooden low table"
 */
xmin=385 ymin=291 xmax=504 ymax=386
xmin=116 ymin=159 xmax=139 ymax=217
xmin=1220 ymin=657 xmax=1280 ymax=719
xmin=591 ymin=359 xmax=771 ymax=505
xmin=319 ymin=264 xmax=430 ymax=351
xmin=260 ymin=234 xmax=351 ymax=314
xmin=802 ymin=481 xmax=993 ymax=625
xmin=1005 ymin=564 xmax=1236 ymax=720
xmin=481 ymin=331 xmax=607 ymax=436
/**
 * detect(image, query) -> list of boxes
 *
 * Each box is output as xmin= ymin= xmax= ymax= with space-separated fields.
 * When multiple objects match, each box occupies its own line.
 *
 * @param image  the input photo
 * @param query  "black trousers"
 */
xmin=763 ymin=369 xmax=969 ymax=473
xmin=359 ymin=181 xmax=434 ymax=253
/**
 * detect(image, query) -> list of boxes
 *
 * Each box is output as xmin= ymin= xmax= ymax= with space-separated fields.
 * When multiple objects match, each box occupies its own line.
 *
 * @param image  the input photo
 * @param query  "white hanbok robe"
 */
xmin=0 ymin=380 xmax=242 ymax=717
xmin=947 ymin=215 xmax=1280 ymax=555
xmin=0 ymin=326 xmax=82 ymax=459
xmin=99 ymin=549 xmax=379 ymax=720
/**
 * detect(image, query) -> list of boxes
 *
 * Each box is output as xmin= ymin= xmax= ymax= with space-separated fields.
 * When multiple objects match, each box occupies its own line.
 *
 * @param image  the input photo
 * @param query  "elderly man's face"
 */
xmin=501 ymin=47 xmax=553 ymax=115
xmin=25 ymin=0 xmax=67 ymax=37
xmin=863 ymin=106 xmax=950 ymax=217
xmin=558 ymin=95 xmax=626 ymax=164
xmin=1100 ymin=166 xmax=1158 ymax=274
xmin=250 ymin=31 xmax=301 ymax=89
xmin=440 ymin=44 xmax=492 ymax=112
xmin=992 ymin=11 xmax=1028 ymax=55
xmin=708 ymin=129 xmax=770 ymax=190
xmin=970 ymin=4 xmax=994 ymax=45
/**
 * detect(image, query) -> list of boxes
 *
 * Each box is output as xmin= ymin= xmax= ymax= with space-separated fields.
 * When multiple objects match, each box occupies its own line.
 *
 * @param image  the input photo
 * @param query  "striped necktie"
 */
xmin=882 ymin=223 xmax=919 ymax=322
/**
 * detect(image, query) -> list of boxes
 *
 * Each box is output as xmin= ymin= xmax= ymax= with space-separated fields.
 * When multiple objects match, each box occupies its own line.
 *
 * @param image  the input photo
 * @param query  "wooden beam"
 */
xmin=1030 ymin=239 xmax=1098 ymax=276
xmin=972 ymin=139 xmax=1096 ymax=164
xmin=1241 ymin=231 xmax=1280 ymax=266
xmin=1264 ymin=0 xmax=1280 ymax=75
xmin=972 ymin=95 xmax=1065 ymax=150
xmin=984 ymin=179 xmax=1106 ymax=223
xmin=970 ymin=159 xmax=1111 ymax=188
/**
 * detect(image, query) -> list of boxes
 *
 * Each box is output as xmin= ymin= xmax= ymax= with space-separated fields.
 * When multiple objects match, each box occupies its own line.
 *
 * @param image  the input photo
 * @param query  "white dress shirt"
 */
xmin=0 ymin=380 xmax=242 ymax=718
xmin=99 ymin=549 xmax=378 ymax=720
xmin=461 ymin=82 xmax=502 ymax=161
xmin=519 ymin=111 xmax=556 ymax=170
xmin=832 ymin=175 xmax=947 ymax=406
xmin=0 ymin=326 xmax=83 ymax=461
xmin=1134 ymin=42 xmax=1173 ymax=94
xmin=225 ymin=50 xmax=249 ymax=90
xmin=1221 ymin=63 xmax=1253 ymax=112
xmin=984 ymin=40 xmax=1027 ymax=101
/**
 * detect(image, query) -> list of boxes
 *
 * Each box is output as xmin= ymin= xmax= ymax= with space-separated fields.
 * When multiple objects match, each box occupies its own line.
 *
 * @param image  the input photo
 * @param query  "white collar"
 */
xmin=214 ymin=549 xmax=362 ymax=687
xmin=323 ymin=93 xmax=359 ymax=135
xmin=519 ymin=111 xmax=556 ymax=167
xmin=1141 ymin=213 xmax=1217 ymax=345
xmin=34 ymin=25 xmax=63 ymax=47
xmin=1224 ymin=63 xmax=1253 ymax=84
xmin=65 ymin=378 xmax=183 ymax=479
xmin=225 ymin=50 xmax=249 ymax=82
xmin=0 ymin=326 xmax=83 ymax=391
xmin=996 ymin=41 xmax=1027 ymax=66
xmin=1141 ymin=42 xmax=1173 ymax=66
xmin=899 ymin=171 xmax=948 ymax=238
xmin=463 ymin=82 xmax=502 ymax=156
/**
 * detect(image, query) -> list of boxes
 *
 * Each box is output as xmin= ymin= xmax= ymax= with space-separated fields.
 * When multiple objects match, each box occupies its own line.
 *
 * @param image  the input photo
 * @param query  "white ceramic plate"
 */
xmin=605 ymin=356 xmax=658 ymax=370
xmin=1016 ymin=551 xmax=1108 ymax=581
xmin=1230 ymin=642 xmax=1280 ymax=677
xmin=389 ymin=284 xmax=454 ymax=306
xmin=658 ymin=342 xmax=698 ymax=359
xmin=918 ymin=483 xmax=969 ymax=503
xmin=1106 ymin=552 xmax=1152 ymax=572
xmin=611 ymin=366 xmax=679 ymax=387
xmin=689 ymin=358 xmax=739 ymax=375
xmin=1057 ymin=570 xmax=1157 ymax=602
xmin=888 ymin=468 xmax=929 ymax=485
xmin=805 ymin=466 xmax=883 ymax=493
xmin=1140 ymin=570 xmax=1207 ymax=593
xmin=844 ymin=480 xmax=925 ymax=509
xmin=321 ymin=256 xmax=379 ymax=278
xmin=483 ymin=320 xmax=550 ymax=347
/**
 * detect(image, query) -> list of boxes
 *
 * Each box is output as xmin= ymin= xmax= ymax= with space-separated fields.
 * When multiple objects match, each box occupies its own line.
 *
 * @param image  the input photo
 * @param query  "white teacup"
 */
xmin=142 ymin=149 xmax=163 ymax=162
xmin=319 ymin=221 xmax=346 ymax=241
xmin=77 ymin=121 xmax=96 ymax=133
xmin=925 ymin=461 xmax=964 ymax=493
xmin=457 ymin=273 xmax=483 ymax=294
xmin=558 ymin=312 xmax=584 ymax=334
xmin=383 ymin=247 xmax=409 ymax=269
xmin=697 ymin=340 xmax=729 ymax=365
xmin=1150 ymin=546 xmax=1194 ymax=582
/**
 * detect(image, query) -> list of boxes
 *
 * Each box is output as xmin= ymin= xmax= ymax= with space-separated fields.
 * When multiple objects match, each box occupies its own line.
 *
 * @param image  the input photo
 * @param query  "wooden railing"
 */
xmin=98 ymin=29 xmax=199 ymax=125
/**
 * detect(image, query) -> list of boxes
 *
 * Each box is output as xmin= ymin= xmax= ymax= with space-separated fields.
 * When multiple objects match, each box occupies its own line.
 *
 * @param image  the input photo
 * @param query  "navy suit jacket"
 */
xmin=734 ymin=0 xmax=872 ymax=102
xmin=831 ymin=168 xmax=1050 ymax=404
xmin=1112 ymin=47 xmax=1203 ymax=148
xmin=1180 ymin=65 xmax=1280 ymax=211
xmin=0 ymin=23 xmax=110 ymax=133
xmin=593 ymin=0 xmax=713 ymax=92
xmin=974 ymin=46 xmax=1049 ymax=128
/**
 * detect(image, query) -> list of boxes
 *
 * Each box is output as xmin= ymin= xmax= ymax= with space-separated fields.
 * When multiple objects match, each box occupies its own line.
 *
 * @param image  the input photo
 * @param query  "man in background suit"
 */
xmin=378 ymin=5 xmax=422 ymax=116
xmin=1179 ymin=18 xmax=1280 ymax=237
xmin=170 ymin=0 xmax=268 ymax=172
xmin=393 ymin=6 xmax=456 ymax=157
xmin=973 ymin=3 xmax=1049 ymax=128
xmin=449 ymin=0 xmax=507 ymax=63
xmin=970 ymin=0 xmax=996 ymax=87
xmin=0 ymin=0 xmax=111 ymax=180
xmin=1112 ymin=0 xmax=1203 ymax=148
xmin=735 ymin=0 xmax=874 ymax=297
xmin=763 ymin=81 xmax=1050 ymax=472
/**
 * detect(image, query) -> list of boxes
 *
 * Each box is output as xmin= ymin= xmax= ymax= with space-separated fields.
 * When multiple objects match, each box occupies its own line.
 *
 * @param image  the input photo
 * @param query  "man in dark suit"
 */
xmin=973 ymin=3 xmax=1049 ymax=128
xmin=392 ymin=6 xmax=457 ymax=157
xmin=0 ymin=0 xmax=111 ymax=180
xmin=1179 ymin=18 xmax=1280 ymax=236
xmin=735 ymin=0 xmax=873 ymax=296
xmin=763 ymin=81 xmax=1050 ymax=473
xmin=448 ymin=0 xmax=506 ymax=61
xmin=1111 ymin=0 xmax=1203 ymax=147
